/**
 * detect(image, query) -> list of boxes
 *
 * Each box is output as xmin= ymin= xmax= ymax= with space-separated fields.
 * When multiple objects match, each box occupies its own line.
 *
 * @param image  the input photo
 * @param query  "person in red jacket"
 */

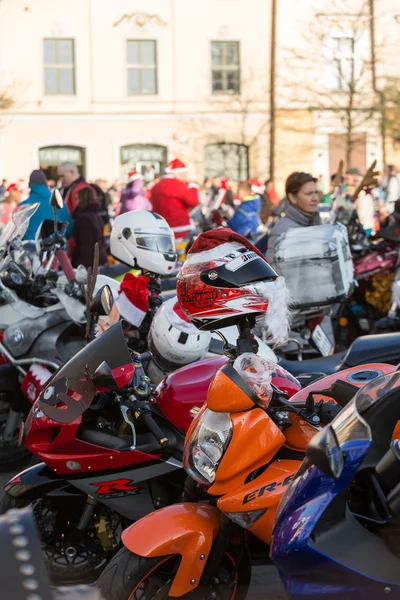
xmin=150 ymin=159 xmax=199 ymax=238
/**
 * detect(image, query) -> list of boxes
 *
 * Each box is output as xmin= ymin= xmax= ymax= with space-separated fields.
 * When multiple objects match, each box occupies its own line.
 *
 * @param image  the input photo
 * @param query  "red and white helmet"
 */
xmin=177 ymin=229 xmax=290 ymax=346
xmin=148 ymin=297 xmax=212 ymax=372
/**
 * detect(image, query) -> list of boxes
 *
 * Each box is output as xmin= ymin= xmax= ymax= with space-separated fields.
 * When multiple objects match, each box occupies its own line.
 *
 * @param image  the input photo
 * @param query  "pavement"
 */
xmin=0 ymin=469 xmax=287 ymax=599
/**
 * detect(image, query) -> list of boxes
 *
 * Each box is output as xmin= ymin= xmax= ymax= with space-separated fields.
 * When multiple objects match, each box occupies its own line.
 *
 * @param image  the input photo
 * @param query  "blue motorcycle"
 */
xmin=272 ymin=370 xmax=400 ymax=599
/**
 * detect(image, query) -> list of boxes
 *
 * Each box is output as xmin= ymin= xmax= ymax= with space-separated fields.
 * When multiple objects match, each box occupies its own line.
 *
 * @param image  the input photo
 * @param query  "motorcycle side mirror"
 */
xmin=92 ymin=361 xmax=120 ymax=391
xmin=50 ymin=189 xmax=64 ymax=210
xmin=90 ymin=285 xmax=114 ymax=317
xmin=307 ymin=426 xmax=344 ymax=479
xmin=50 ymin=189 xmax=64 ymax=236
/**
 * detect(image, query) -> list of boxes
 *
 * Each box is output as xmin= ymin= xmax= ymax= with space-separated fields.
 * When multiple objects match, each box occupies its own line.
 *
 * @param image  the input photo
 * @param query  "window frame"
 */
xmin=43 ymin=38 xmax=76 ymax=96
xmin=127 ymin=39 xmax=158 ymax=96
xmin=332 ymin=36 xmax=356 ymax=92
xmin=211 ymin=40 xmax=241 ymax=95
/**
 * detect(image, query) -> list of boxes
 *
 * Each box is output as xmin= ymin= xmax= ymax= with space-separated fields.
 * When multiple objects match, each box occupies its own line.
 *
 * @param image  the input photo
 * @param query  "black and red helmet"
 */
xmin=177 ymin=229 xmax=290 ymax=345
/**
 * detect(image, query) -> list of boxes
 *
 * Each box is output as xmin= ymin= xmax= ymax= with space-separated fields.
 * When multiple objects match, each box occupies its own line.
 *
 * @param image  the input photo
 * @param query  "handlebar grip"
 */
xmin=56 ymin=249 xmax=75 ymax=283
xmin=140 ymin=412 xmax=169 ymax=447
xmin=139 ymin=352 xmax=152 ymax=362
xmin=60 ymin=221 xmax=69 ymax=237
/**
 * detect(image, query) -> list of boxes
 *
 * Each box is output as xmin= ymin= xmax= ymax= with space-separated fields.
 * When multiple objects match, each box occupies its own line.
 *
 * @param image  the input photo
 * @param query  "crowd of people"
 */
xmin=0 ymin=159 xmax=399 ymax=270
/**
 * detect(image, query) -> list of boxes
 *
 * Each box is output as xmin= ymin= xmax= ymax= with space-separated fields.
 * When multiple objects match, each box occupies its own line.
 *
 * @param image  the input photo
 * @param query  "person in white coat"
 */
xmin=346 ymin=168 xmax=375 ymax=235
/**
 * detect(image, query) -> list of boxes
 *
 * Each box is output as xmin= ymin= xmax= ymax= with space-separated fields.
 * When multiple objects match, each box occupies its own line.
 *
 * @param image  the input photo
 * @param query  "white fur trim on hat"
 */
xmin=116 ymin=291 xmax=147 ymax=327
xmin=252 ymin=277 xmax=291 ymax=347
xmin=185 ymin=242 xmax=244 ymax=265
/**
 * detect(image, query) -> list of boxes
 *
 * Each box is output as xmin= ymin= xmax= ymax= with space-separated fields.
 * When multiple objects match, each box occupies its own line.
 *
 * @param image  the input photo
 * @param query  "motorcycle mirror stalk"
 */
xmin=50 ymin=189 xmax=64 ymax=237
xmin=213 ymin=316 xmax=259 ymax=361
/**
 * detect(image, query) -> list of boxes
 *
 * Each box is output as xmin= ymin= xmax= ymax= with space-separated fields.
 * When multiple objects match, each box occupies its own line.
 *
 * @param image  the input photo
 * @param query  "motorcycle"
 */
xmin=272 ymin=369 xmax=400 ymax=600
xmin=2 ymin=313 xmax=300 ymax=585
xmin=0 ymin=195 xmax=87 ymax=469
xmin=96 ymin=319 xmax=396 ymax=600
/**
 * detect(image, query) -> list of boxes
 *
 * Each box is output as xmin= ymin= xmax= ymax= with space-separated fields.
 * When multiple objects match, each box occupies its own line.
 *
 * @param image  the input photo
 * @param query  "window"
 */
xmin=39 ymin=146 xmax=86 ymax=180
xmin=120 ymin=144 xmax=167 ymax=181
xmin=44 ymin=39 xmax=75 ymax=95
xmin=127 ymin=40 xmax=157 ymax=95
xmin=204 ymin=143 xmax=248 ymax=180
xmin=211 ymin=41 xmax=240 ymax=94
xmin=332 ymin=37 xmax=355 ymax=91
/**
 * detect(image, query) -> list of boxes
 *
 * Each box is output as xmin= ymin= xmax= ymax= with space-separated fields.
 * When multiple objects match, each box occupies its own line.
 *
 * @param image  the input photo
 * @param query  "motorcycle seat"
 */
xmin=278 ymin=351 xmax=347 ymax=377
xmin=78 ymin=427 xmax=132 ymax=451
xmin=343 ymin=332 xmax=400 ymax=367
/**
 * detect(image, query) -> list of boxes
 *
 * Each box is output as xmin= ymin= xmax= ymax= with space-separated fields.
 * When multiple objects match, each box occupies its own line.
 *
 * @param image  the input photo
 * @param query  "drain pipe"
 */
xmin=269 ymin=0 xmax=277 ymax=179
xmin=369 ymin=0 xmax=387 ymax=168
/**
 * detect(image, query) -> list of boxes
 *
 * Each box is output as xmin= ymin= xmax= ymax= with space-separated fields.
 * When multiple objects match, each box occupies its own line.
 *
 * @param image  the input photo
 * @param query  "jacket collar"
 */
xmin=284 ymin=203 xmax=320 ymax=226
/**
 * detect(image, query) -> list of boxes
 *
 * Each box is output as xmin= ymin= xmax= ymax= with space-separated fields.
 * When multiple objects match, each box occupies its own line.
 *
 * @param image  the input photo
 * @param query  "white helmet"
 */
xmin=148 ymin=297 xmax=212 ymax=372
xmin=110 ymin=211 xmax=177 ymax=275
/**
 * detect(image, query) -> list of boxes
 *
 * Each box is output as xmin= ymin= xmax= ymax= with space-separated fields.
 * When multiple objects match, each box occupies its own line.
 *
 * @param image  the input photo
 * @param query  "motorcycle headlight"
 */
xmin=183 ymin=409 xmax=232 ymax=484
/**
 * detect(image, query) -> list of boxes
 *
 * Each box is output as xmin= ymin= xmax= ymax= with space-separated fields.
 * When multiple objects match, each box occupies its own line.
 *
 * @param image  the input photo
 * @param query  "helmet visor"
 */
xmin=201 ymin=255 xmax=277 ymax=288
xmin=136 ymin=234 xmax=176 ymax=253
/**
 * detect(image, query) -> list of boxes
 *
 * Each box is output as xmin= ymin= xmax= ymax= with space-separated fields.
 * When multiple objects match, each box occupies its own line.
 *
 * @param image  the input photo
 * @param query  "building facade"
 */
xmin=0 ymin=0 xmax=399 ymax=193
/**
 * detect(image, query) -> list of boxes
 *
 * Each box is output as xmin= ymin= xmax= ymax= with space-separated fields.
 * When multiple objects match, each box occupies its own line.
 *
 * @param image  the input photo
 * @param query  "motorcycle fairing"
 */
xmin=68 ymin=457 xmax=182 ymax=520
xmin=3 ymin=309 xmax=72 ymax=357
xmin=121 ymin=503 xmax=221 ymax=597
xmin=4 ymin=462 xmax=86 ymax=500
xmin=217 ymin=458 xmax=301 ymax=544
xmin=38 ymin=323 xmax=133 ymax=424
xmin=272 ymin=454 xmax=400 ymax=599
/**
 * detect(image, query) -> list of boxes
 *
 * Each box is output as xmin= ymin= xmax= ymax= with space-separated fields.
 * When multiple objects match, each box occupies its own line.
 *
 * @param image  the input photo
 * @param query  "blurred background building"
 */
xmin=0 ymin=0 xmax=399 ymax=192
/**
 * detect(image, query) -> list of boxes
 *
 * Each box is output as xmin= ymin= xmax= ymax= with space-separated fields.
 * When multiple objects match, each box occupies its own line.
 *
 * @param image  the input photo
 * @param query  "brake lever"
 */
xmin=119 ymin=404 xmax=137 ymax=450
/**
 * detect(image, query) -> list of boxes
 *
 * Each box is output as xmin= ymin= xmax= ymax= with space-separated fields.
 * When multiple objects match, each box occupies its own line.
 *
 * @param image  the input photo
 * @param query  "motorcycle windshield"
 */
xmin=38 ymin=322 xmax=134 ymax=424
xmin=0 ymin=203 xmax=40 ymax=261
xmin=331 ymin=370 xmax=400 ymax=448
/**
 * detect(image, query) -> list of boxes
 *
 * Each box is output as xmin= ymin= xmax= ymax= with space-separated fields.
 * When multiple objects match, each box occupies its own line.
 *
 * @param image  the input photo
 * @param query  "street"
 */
xmin=0 ymin=469 xmax=287 ymax=599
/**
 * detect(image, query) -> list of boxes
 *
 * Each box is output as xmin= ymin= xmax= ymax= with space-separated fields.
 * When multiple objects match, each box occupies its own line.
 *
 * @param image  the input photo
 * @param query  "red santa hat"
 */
xmin=6 ymin=183 xmax=18 ymax=193
xmin=165 ymin=158 xmax=187 ymax=174
xmin=128 ymin=170 xmax=142 ymax=182
xmin=220 ymin=178 xmax=230 ymax=191
xmin=248 ymin=178 xmax=263 ymax=194
xmin=115 ymin=273 xmax=150 ymax=327
xmin=186 ymin=228 xmax=291 ymax=346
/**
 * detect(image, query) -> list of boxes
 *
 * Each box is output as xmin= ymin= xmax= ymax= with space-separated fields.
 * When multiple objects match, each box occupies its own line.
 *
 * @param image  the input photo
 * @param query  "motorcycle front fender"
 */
xmin=122 ymin=502 xmax=221 ymax=597
xmin=4 ymin=462 xmax=85 ymax=501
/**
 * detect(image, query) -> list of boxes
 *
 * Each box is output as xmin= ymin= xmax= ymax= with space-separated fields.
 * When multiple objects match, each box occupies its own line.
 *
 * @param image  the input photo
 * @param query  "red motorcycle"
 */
xmin=2 ymin=321 xmax=300 ymax=585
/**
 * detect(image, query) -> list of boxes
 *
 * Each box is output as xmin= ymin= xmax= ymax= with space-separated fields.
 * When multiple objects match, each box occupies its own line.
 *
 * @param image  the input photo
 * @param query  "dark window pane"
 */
xmin=59 ymin=68 xmax=74 ymax=94
xmin=128 ymin=68 xmax=140 ymax=94
xmin=141 ymin=68 xmax=156 ymax=93
xmin=204 ymin=143 xmax=249 ymax=180
xmin=127 ymin=41 xmax=139 ymax=65
xmin=44 ymin=40 xmax=56 ymax=64
xmin=226 ymin=42 xmax=239 ymax=65
xmin=212 ymin=43 xmax=223 ymax=66
xmin=212 ymin=70 xmax=223 ymax=92
xmin=227 ymin=70 xmax=239 ymax=92
xmin=58 ymin=40 xmax=73 ymax=64
xmin=141 ymin=41 xmax=155 ymax=65
xmin=44 ymin=68 xmax=57 ymax=93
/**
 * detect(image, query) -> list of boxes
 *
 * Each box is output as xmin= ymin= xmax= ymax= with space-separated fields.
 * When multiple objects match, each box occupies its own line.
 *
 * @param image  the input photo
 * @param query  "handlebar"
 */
xmin=129 ymin=395 xmax=169 ymax=447
xmin=56 ymin=248 xmax=75 ymax=282
xmin=140 ymin=411 xmax=169 ymax=447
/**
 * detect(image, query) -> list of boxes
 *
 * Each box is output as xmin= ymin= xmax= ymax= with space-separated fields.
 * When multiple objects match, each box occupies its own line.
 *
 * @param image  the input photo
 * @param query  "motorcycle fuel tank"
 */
xmin=156 ymin=355 xmax=301 ymax=431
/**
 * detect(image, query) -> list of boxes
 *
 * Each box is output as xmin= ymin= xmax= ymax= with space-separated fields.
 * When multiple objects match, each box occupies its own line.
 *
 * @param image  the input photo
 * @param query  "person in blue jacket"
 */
xmin=19 ymin=170 xmax=72 ymax=240
xmin=227 ymin=180 xmax=261 ymax=238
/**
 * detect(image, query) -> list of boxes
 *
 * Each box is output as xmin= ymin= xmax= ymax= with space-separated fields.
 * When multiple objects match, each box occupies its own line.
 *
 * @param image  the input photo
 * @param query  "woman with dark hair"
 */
xmin=71 ymin=186 xmax=107 ymax=268
xmin=266 ymin=171 xmax=320 ymax=266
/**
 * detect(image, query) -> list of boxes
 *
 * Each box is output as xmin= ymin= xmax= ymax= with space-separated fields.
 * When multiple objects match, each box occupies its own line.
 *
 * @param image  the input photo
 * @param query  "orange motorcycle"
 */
xmin=97 ymin=330 xmax=395 ymax=600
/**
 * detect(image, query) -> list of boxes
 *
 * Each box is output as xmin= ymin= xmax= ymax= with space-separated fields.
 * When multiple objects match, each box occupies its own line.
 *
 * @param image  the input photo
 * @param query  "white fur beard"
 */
xmin=253 ymin=277 xmax=291 ymax=347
